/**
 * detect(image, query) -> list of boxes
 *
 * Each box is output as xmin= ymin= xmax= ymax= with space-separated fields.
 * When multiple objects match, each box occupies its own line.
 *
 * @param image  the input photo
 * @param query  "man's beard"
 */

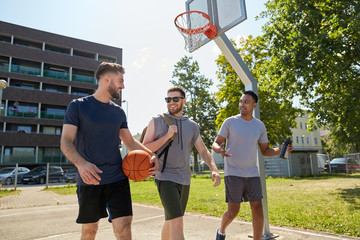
xmin=168 ymin=104 xmax=183 ymax=115
xmin=108 ymin=83 xmax=120 ymax=99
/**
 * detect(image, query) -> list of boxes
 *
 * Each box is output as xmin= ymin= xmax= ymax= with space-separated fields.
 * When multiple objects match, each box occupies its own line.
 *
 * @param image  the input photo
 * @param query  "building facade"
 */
xmin=0 ymin=21 xmax=122 ymax=168
xmin=265 ymin=112 xmax=323 ymax=177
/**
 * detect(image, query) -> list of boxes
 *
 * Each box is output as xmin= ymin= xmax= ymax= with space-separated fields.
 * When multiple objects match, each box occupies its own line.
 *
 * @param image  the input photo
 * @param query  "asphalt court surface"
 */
xmin=0 ymin=185 xmax=358 ymax=240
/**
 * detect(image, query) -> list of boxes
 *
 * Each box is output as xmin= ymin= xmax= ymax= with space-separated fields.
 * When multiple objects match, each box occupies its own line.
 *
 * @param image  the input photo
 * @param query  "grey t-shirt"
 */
xmin=154 ymin=113 xmax=200 ymax=185
xmin=218 ymin=115 xmax=268 ymax=177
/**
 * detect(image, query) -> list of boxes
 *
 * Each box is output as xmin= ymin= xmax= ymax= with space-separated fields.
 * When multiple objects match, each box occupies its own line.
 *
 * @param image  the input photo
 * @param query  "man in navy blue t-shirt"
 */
xmin=61 ymin=62 xmax=158 ymax=240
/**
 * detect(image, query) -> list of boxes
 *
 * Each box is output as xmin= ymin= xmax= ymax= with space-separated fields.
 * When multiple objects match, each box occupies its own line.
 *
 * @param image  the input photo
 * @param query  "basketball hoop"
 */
xmin=174 ymin=11 xmax=217 ymax=52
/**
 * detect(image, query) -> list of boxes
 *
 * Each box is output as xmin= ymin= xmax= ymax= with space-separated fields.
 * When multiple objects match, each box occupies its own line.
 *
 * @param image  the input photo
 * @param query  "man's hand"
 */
xmin=217 ymin=142 xmax=232 ymax=157
xmin=149 ymin=154 xmax=159 ymax=176
xmin=166 ymin=125 xmax=177 ymax=139
xmin=77 ymin=161 xmax=103 ymax=185
xmin=211 ymin=171 xmax=221 ymax=187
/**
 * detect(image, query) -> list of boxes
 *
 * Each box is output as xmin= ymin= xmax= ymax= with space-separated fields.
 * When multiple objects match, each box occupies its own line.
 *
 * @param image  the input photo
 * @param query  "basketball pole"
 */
xmin=213 ymin=33 xmax=279 ymax=240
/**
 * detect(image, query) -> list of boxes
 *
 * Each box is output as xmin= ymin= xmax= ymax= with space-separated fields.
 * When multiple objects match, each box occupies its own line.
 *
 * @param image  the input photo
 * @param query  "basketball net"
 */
xmin=175 ymin=11 xmax=217 ymax=52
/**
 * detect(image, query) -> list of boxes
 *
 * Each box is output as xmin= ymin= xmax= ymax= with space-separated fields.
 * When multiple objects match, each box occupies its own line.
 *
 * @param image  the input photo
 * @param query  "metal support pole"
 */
xmin=46 ymin=163 xmax=50 ymax=189
xmin=214 ymin=33 xmax=278 ymax=239
xmin=14 ymin=163 xmax=18 ymax=190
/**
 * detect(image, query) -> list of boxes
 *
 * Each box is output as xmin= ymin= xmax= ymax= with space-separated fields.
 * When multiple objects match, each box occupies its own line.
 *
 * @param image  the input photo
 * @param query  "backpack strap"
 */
xmin=158 ymin=113 xmax=175 ymax=172
xmin=160 ymin=113 xmax=175 ymax=141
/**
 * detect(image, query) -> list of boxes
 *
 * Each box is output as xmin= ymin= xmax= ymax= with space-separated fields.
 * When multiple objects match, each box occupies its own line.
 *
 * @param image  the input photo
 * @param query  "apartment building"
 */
xmin=0 ymin=21 xmax=122 ymax=167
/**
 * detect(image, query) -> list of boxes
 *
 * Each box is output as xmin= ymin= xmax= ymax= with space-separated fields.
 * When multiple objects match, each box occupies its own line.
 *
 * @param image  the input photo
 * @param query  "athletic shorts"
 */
xmin=155 ymin=180 xmax=190 ymax=220
xmin=76 ymin=178 xmax=132 ymax=224
xmin=224 ymin=176 xmax=262 ymax=203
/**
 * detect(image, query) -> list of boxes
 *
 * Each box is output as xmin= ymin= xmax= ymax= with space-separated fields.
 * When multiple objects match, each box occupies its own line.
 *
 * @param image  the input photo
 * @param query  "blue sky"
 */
xmin=0 ymin=0 xmax=267 ymax=134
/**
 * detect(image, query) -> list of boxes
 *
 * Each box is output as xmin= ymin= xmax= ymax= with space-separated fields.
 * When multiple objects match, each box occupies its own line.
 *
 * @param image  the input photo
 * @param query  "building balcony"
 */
xmin=43 ymin=69 xmax=70 ymax=80
xmin=11 ymin=65 xmax=41 ymax=76
xmin=40 ymin=111 xmax=65 ymax=120
xmin=0 ymin=63 xmax=9 ymax=72
xmin=3 ymin=154 xmax=36 ymax=164
xmin=7 ymin=109 xmax=38 ymax=118
xmin=72 ymin=74 xmax=96 ymax=84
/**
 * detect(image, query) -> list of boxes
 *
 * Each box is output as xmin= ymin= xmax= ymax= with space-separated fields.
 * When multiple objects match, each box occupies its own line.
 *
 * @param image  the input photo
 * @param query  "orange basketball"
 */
xmin=122 ymin=150 xmax=153 ymax=181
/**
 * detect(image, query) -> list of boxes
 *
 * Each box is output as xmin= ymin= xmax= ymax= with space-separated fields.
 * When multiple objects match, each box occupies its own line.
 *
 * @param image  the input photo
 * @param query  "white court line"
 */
xmin=4 ymin=203 xmax=351 ymax=240
xmin=34 ymin=214 xmax=164 ymax=240
xmin=188 ymin=214 xmax=350 ymax=240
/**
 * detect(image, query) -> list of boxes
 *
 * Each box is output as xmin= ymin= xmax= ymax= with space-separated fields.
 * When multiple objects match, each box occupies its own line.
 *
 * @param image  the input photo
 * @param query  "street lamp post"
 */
xmin=0 ymin=79 xmax=7 ymax=116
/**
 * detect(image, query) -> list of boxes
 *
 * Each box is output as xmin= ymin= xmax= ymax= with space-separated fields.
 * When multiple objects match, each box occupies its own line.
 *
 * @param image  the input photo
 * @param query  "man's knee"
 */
xmin=81 ymin=222 xmax=99 ymax=240
xmin=226 ymin=203 xmax=240 ymax=218
xmin=112 ymin=216 xmax=132 ymax=239
xmin=250 ymin=201 xmax=263 ymax=216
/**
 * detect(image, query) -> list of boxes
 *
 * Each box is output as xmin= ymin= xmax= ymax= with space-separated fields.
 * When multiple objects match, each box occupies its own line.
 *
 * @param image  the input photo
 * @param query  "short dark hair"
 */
xmin=167 ymin=86 xmax=186 ymax=98
xmin=95 ymin=62 xmax=125 ymax=81
xmin=243 ymin=90 xmax=258 ymax=103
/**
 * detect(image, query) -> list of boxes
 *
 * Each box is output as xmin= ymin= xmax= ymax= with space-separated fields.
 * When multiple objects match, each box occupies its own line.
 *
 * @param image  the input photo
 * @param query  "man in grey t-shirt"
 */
xmin=143 ymin=86 xmax=221 ymax=240
xmin=212 ymin=91 xmax=292 ymax=240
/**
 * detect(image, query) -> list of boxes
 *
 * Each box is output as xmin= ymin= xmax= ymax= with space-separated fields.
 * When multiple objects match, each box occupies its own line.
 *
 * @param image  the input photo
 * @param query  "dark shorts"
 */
xmin=76 ymin=178 xmax=132 ymax=224
xmin=225 ymin=176 xmax=262 ymax=203
xmin=155 ymin=180 xmax=190 ymax=221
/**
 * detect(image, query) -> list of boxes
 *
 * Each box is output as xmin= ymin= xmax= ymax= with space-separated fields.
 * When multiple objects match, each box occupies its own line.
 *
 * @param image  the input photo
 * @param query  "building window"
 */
xmin=42 ymin=83 xmax=67 ymax=93
xmin=296 ymin=136 xmax=299 ymax=144
xmin=73 ymin=49 xmax=95 ymax=59
xmin=0 ymin=34 xmax=11 ymax=43
xmin=38 ymin=147 xmax=67 ymax=163
xmin=301 ymin=136 xmax=305 ymax=144
xmin=43 ymin=64 xmax=70 ymax=80
xmin=41 ymin=106 xmax=66 ymax=120
xmin=44 ymin=44 xmax=70 ymax=55
xmin=71 ymin=87 xmax=94 ymax=96
xmin=11 ymin=58 xmax=41 ymax=76
xmin=98 ymin=54 xmax=116 ymax=63
xmin=300 ymin=122 xmax=303 ymax=129
xmin=0 ymin=55 xmax=10 ymax=72
xmin=10 ymin=79 xmax=39 ymax=90
xmin=13 ymin=37 xmax=42 ymax=50
xmin=306 ymin=137 xmax=309 ymax=144
xmin=314 ymin=138 xmax=318 ymax=145
xmin=42 ymin=126 xmax=62 ymax=135
xmin=7 ymin=101 xmax=38 ymax=118
xmin=72 ymin=68 xmax=96 ymax=84
xmin=3 ymin=147 xmax=36 ymax=164
xmin=304 ymin=123 xmax=307 ymax=130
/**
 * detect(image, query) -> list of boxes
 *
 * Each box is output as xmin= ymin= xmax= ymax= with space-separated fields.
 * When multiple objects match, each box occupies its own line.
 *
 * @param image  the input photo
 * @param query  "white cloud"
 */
xmin=131 ymin=48 xmax=151 ymax=70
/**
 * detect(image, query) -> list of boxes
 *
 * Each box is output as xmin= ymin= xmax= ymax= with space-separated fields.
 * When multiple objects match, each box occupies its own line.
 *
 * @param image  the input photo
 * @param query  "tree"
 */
xmin=215 ymin=36 xmax=299 ymax=146
xmin=171 ymin=56 xmax=218 ymax=172
xmin=259 ymin=0 xmax=360 ymax=151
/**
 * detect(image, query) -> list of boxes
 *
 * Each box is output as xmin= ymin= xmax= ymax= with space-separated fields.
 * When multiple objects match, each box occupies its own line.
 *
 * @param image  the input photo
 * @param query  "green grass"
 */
xmin=45 ymin=174 xmax=360 ymax=237
xmin=0 ymin=189 xmax=20 ymax=198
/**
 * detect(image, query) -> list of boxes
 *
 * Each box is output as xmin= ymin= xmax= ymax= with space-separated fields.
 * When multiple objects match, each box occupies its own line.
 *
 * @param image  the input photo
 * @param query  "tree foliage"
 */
xmin=171 ymin=56 xmax=219 ymax=170
xmin=259 ymin=0 xmax=360 ymax=151
xmin=215 ymin=36 xmax=299 ymax=146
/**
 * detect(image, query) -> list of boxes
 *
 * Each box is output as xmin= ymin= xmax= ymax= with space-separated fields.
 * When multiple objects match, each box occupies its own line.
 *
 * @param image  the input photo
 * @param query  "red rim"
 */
xmin=174 ymin=11 xmax=211 ymax=35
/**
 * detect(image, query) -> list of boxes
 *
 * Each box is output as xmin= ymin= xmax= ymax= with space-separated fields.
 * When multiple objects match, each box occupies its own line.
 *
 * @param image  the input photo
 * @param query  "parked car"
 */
xmin=64 ymin=167 xmax=78 ymax=183
xmin=0 ymin=167 xmax=30 ymax=185
xmin=22 ymin=166 xmax=64 ymax=184
xmin=324 ymin=158 xmax=359 ymax=173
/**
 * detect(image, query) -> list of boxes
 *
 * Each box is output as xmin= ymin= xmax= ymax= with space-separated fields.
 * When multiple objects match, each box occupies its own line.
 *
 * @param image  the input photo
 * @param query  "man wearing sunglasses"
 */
xmin=143 ymin=86 xmax=221 ymax=240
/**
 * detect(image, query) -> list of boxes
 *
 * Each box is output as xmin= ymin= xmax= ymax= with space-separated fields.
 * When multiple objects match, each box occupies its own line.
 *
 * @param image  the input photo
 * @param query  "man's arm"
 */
xmin=195 ymin=135 xmax=221 ymax=187
xmin=120 ymin=128 xmax=159 ymax=175
xmin=212 ymin=135 xmax=232 ymax=157
xmin=142 ymin=118 xmax=177 ymax=152
xmin=60 ymin=124 xmax=102 ymax=185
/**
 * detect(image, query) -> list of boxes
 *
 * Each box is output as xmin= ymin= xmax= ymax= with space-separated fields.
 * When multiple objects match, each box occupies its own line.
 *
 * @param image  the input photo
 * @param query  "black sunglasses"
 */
xmin=165 ymin=97 xmax=184 ymax=103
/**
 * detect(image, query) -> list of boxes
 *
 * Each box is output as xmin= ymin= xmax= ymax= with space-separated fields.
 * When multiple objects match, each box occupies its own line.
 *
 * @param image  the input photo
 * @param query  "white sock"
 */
xmin=218 ymin=228 xmax=225 ymax=235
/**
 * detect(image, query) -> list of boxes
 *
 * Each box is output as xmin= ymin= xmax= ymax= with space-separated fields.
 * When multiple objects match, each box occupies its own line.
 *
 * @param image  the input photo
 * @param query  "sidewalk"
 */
xmin=0 ymin=184 xmax=357 ymax=240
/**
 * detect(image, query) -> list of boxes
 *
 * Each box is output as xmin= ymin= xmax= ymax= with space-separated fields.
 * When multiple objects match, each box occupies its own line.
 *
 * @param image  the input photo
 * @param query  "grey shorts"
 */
xmin=155 ymin=180 xmax=190 ymax=220
xmin=224 ymin=176 xmax=262 ymax=203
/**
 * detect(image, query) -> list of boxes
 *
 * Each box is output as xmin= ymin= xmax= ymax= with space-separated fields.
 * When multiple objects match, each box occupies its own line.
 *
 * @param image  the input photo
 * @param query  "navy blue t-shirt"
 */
xmin=63 ymin=95 xmax=127 ymax=186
